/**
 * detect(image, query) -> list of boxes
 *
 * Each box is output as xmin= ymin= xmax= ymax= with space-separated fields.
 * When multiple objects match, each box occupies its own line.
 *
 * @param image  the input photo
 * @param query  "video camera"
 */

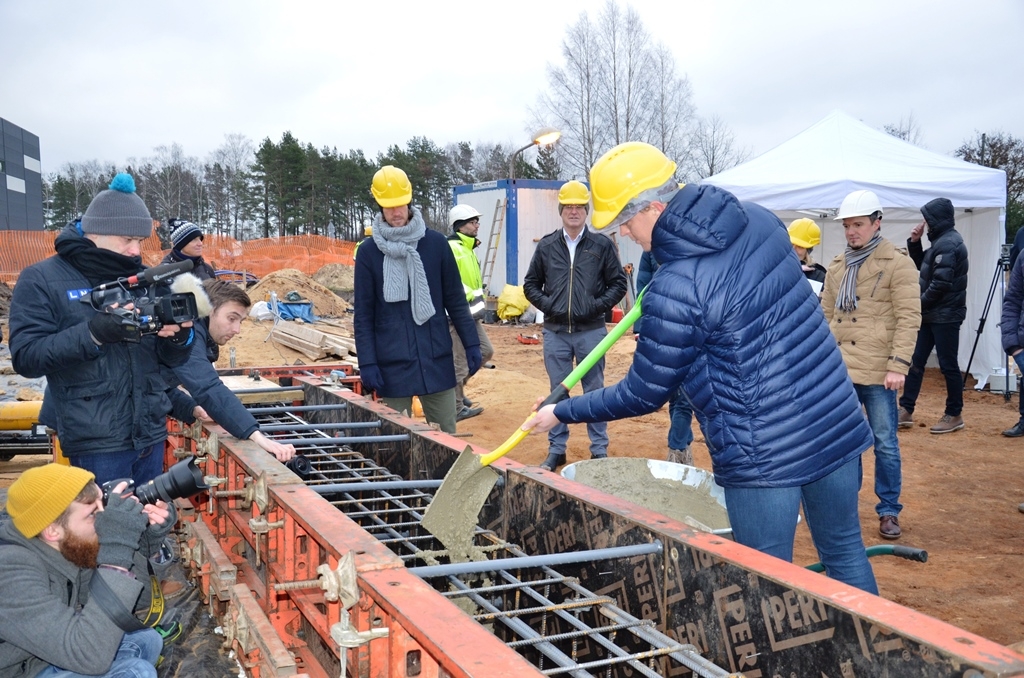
xmin=101 ymin=456 xmax=210 ymax=506
xmin=83 ymin=260 xmax=200 ymax=339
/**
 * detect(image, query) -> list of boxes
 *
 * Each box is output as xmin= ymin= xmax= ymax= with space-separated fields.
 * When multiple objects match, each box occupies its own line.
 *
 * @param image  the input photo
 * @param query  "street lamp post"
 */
xmin=509 ymin=127 xmax=561 ymax=181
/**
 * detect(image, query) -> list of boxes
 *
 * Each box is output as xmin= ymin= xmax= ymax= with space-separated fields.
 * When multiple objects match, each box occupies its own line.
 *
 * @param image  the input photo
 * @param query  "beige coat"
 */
xmin=822 ymin=237 xmax=922 ymax=386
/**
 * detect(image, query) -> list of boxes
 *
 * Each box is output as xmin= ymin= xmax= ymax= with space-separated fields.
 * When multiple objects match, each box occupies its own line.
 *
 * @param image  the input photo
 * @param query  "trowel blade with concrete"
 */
xmin=420 ymin=445 xmax=502 ymax=562
xmin=421 ymin=293 xmax=646 ymax=560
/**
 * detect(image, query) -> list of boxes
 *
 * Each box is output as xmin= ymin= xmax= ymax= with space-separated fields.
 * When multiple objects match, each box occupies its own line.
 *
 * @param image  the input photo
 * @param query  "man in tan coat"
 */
xmin=822 ymin=190 xmax=921 ymax=540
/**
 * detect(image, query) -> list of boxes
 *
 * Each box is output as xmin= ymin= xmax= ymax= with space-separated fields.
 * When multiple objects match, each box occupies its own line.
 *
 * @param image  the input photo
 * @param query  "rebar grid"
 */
xmin=244 ymin=408 xmax=732 ymax=677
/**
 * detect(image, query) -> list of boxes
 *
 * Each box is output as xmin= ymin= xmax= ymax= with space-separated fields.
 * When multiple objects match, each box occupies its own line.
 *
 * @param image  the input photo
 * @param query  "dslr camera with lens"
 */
xmin=101 ymin=456 xmax=210 ymax=506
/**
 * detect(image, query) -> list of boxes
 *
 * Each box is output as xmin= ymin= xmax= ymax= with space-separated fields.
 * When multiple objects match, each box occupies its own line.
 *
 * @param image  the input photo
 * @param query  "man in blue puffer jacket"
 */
xmin=526 ymin=143 xmax=878 ymax=594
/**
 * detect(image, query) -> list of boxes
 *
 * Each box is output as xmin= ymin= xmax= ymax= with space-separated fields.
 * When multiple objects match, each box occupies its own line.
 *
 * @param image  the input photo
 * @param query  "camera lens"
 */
xmin=134 ymin=457 xmax=209 ymax=505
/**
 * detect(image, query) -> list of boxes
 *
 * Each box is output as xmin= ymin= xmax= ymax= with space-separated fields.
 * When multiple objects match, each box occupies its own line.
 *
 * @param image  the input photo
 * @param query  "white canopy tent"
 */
xmin=703 ymin=110 xmax=1008 ymax=384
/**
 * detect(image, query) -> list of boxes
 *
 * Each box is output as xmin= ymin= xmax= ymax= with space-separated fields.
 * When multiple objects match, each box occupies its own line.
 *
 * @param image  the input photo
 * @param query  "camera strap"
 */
xmin=88 ymin=570 xmax=147 ymax=632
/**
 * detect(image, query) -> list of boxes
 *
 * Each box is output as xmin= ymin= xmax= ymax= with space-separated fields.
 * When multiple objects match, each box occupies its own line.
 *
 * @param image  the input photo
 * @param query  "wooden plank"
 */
xmin=269 ymin=329 xmax=327 ymax=360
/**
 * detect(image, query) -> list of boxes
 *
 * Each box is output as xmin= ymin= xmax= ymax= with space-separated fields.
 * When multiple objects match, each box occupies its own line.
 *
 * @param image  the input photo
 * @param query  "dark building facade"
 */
xmin=0 ymin=118 xmax=44 ymax=231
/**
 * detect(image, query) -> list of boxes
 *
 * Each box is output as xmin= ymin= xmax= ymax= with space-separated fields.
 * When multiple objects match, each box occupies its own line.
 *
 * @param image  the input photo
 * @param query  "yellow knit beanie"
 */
xmin=6 ymin=465 xmax=95 ymax=538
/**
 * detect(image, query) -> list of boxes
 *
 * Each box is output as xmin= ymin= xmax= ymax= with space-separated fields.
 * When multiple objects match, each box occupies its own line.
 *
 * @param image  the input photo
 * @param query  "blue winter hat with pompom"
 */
xmin=80 ymin=173 xmax=153 ymax=238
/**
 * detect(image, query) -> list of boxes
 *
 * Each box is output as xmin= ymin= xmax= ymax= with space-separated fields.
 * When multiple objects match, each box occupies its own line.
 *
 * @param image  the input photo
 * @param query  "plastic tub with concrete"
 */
xmin=561 ymin=458 xmax=732 ymax=536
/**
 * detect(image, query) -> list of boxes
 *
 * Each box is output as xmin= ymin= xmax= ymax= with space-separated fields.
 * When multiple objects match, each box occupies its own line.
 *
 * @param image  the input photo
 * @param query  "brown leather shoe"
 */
xmin=930 ymin=414 xmax=964 ymax=434
xmin=897 ymin=407 xmax=913 ymax=429
xmin=879 ymin=515 xmax=902 ymax=539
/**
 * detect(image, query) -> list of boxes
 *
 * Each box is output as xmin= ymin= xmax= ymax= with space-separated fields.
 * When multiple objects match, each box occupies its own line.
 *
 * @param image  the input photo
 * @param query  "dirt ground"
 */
xmin=4 ymin=311 xmax=1023 ymax=647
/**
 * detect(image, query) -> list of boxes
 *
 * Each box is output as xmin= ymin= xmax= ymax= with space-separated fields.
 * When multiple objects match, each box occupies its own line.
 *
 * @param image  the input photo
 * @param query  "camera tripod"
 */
xmin=963 ymin=245 xmax=1013 ymax=401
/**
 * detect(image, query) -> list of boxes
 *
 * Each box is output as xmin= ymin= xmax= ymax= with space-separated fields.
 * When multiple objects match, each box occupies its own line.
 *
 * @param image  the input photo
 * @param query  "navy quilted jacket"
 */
xmin=554 ymin=184 xmax=872 ymax=488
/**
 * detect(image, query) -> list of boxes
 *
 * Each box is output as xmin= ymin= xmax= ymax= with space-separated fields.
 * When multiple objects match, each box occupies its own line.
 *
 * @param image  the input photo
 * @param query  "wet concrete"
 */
xmin=567 ymin=457 xmax=730 ymax=532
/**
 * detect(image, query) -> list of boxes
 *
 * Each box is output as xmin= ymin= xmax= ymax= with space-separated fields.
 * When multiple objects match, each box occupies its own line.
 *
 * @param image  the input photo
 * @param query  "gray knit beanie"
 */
xmin=80 ymin=173 xmax=153 ymax=238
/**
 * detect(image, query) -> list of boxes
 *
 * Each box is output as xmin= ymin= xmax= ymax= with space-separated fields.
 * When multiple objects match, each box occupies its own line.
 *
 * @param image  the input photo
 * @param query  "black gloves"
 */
xmin=466 ymin=345 xmax=482 ymax=376
xmin=360 ymin=364 xmax=384 ymax=394
xmin=88 ymin=312 xmax=140 ymax=344
xmin=166 ymin=325 xmax=193 ymax=346
xmin=95 ymin=491 xmax=148 ymax=570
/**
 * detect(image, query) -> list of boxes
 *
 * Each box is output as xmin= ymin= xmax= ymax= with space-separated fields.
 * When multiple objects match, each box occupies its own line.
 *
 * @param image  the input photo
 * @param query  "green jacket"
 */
xmin=447 ymin=231 xmax=486 ymax=319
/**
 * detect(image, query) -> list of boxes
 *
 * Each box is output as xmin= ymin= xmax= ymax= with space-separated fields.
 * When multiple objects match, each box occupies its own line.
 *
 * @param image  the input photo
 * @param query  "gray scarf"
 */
xmin=371 ymin=207 xmax=435 ymax=325
xmin=835 ymin=231 xmax=883 ymax=312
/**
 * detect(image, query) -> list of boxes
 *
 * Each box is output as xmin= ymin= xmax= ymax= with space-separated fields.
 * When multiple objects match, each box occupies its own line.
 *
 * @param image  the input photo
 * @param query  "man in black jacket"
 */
xmin=9 ymin=174 xmax=194 ymax=486
xmin=523 ymin=180 xmax=627 ymax=471
xmin=163 ymin=280 xmax=295 ymax=462
xmin=898 ymin=198 xmax=969 ymax=433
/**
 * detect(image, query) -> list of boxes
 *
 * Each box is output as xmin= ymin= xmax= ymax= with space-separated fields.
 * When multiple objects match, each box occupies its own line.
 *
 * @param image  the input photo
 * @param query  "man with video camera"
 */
xmin=0 ymin=463 xmax=175 ymax=677
xmin=9 ymin=174 xmax=195 ymax=486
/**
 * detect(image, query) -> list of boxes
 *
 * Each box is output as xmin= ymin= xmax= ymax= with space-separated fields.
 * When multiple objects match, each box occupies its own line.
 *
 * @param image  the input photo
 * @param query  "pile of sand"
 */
xmin=248 ymin=269 xmax=349 ymax=317
xmin=312 ymin=263 xmax=354 ymax=295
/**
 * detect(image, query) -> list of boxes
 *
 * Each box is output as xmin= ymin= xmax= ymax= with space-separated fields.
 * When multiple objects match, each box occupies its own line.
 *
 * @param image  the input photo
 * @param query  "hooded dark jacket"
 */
xmin=553 ymin=184 xmax=872 ymax=488
xmin=9 ymin=226 xmax=192 ymax=457
xmin=523 ymin=229 xmax=627 ymax=333
xmin=907 ymin=198 xmax=969 ymax=324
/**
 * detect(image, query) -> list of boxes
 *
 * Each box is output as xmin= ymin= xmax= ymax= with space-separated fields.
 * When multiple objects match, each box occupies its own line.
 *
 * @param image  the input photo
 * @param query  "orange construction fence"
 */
xmin=0 ymin=231 xmax=355 ymax=286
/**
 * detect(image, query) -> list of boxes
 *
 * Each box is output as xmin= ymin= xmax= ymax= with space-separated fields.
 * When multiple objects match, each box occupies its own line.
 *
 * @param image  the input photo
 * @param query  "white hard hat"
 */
xmin=834 ymin=190 xmax=883 ymax=221
xmin=448 ymin=204 xmax=483 ymax=229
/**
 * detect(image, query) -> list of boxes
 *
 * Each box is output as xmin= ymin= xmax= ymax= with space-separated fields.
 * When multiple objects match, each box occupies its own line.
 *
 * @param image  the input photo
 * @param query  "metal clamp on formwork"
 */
xmin=210 ymin=471 xmax=269 ymax=514
xmin=272 ymin=553 xmax=360 ymax=607
xmin=194 ymin=431 xmax=220 ymax=461
xmin=248 ymin=515 xmax=285 ymax=567
xmin=327 ymin=554 xmax=388 ymax=678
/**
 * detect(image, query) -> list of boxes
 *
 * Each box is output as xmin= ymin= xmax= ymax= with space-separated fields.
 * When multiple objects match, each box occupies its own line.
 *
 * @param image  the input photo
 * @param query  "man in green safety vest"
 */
xmin=447 ymin=204 xmax=495 ymax=420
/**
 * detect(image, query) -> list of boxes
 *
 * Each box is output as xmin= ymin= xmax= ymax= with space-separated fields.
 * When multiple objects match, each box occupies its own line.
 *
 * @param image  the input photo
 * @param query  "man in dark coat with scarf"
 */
xmin=525 ymin=142 xmax=879 ymax=594
xmin=897 ymin=198 xmax=969 ymax=433
xmin=354 ymin=165 xmax=480 ymax=434
xmin=9 ymin=174 xmax=194 ymax=486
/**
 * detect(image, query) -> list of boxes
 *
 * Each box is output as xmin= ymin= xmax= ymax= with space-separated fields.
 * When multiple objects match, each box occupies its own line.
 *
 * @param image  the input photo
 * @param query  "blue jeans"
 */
xmin=40 ymin=629 xmax=162 ymax=677
xmin=899 ymin=322 xmax=963 ymax=416
xmin=724 ymin=456 xmax=878 ymax=594
xmin=542 ymin=327 xmax=609 ymax=457
xmin=854 ymin=384 xmax=902 ymax=518
xmin=69 ymin=442 xmax=166 ymax=487
xmin=667 ymin=387 xmax=694 ymax=450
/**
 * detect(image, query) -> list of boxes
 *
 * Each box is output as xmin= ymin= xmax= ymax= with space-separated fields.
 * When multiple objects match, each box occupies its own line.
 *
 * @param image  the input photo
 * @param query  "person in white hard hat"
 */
xmin=821 ymin=190 xmax=921 ymax=540
xmin=447 ymin=204 xmax=495 ymax=420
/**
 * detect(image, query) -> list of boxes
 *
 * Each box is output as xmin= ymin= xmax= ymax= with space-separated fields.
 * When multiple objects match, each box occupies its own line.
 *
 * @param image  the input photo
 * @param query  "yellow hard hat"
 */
xmin=363 ymin=226 xmax=372 ymax=237
xmin=589 ymin=142 xmax=676 ymax=230
xmin=788 ymin=218 xmax=821 ymax=248
xmin=557 ymin=180 xmax=590 ymax=205
xmin=371 ymin=165 xmax=412 ymax=208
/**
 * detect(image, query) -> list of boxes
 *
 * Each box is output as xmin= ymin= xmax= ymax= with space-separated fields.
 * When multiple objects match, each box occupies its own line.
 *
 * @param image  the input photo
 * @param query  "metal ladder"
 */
xmin=480 ymin=197 xmax=506 ymax=293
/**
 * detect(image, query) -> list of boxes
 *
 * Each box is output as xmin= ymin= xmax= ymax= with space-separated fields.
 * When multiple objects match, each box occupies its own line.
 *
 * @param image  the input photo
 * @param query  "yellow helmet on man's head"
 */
xmin=787 ymin=218 xmax=821 ymax=248
xmin=557 ymin=180 xmax=591 ymax=205
xmin=371 ymin=165 xmax=412 ymax=208
xmin=589 ymin=142 xmax=676 ymax=230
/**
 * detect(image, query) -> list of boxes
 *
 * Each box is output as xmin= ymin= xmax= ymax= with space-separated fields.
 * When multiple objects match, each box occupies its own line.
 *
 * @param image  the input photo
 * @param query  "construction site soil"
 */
xmin=1 ymin=290 xmax=1022 ymax=649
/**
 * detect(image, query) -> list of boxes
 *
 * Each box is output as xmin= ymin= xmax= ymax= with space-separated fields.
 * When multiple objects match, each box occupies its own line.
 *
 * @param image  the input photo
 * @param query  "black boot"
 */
xmin=1003 ymin=419 xmax=1024 ymax=437
xmin=539 ymin=453 xmax=566 ymax=472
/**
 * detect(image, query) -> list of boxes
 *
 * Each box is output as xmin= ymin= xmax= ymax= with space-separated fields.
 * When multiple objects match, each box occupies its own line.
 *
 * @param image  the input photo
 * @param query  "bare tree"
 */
xmin=685 ymin=114 xmax=749 ymax=180
xmin=535 ymin=11 xmax=607 ymax=177
xmin=210 ymin=133 xmax=255 ymax=238
xmin=883 ymin=113 xmax=924 ymax=146
xmin=648 ymin=43 xmax=695 ymax=162
xmin=534 ymin=1 xmax=696 ymax=177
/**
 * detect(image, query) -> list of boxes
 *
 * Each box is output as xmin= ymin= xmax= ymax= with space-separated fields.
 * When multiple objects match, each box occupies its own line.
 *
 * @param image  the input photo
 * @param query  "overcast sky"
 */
xmin=3 ymin=0 xmax=1022 ymax=175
